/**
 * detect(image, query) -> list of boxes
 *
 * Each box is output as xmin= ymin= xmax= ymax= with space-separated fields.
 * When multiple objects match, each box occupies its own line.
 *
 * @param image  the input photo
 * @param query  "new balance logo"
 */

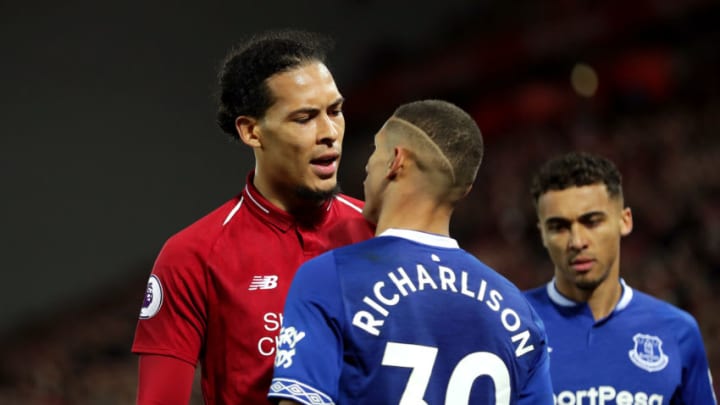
xmin=249 ymin=275 xmax=279 ymax=290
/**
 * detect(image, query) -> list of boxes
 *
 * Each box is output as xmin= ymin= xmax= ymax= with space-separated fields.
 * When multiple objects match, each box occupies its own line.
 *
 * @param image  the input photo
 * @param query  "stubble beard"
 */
xmin=574 ymin=266 xmax=611 ymax=291
xmin=295 ymin=183 xmax=341 ymax=204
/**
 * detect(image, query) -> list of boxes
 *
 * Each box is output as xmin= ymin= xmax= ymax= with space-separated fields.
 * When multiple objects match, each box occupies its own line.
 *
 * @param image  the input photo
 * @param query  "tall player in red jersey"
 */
xmin=131 ymin=30 xmax=374 ymax=405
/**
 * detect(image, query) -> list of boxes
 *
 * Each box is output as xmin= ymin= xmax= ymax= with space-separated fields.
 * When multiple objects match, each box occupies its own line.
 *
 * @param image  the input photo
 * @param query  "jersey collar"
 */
xmin=242 ymin=171 xmax=333 ymax=231
xmin=379 ymin=228 xmax=459 ymax=248
xmin=546 ymin=277 xmax=634 ymax=313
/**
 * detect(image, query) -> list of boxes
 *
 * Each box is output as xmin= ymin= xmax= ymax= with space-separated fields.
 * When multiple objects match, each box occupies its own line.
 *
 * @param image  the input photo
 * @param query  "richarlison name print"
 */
xmin=352 ymin=253 xmax=535 ymax=358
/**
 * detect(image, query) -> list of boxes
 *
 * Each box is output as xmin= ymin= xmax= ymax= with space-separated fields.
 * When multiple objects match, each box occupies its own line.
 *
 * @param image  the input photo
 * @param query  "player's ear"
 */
xmin=386 ymin=146 xmax=407 ymax=180
xmin=619 ymin=207 xmax=633 ymax=237
xmin=236 ymin=116 xmax=262 ymax=148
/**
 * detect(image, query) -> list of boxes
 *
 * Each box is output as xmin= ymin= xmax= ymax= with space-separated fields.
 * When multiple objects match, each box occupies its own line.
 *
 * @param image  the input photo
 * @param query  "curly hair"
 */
xmin=530 ymin=152 xmax=623 ymax=206
xmin=216 ymin=30 xmax=334 ymax=139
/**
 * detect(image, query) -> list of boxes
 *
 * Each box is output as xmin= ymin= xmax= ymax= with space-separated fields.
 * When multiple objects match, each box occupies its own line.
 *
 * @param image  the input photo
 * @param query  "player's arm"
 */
xmin=677 ymin=316 xmax=717 ymax=404
xmin=133 ymin=237 xmax=208 ymax=405
xmin=137 ymin=354 xmax=196 ymax=405
xmin=517 ymin=345 xmax=554 ymax=404
xmin=277 ymin=401 xmax=301 ymax=405
xmin=517 ymin=306 xmax=554 ymax=404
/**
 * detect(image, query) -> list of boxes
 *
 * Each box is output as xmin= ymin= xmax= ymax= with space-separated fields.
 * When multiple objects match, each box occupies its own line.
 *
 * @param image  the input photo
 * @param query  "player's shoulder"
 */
xmin=629 ymin=289 xmax=700 ymax=328
xmin=524 ymin=284 xmax=549 ymax=302
xmin=159 ymin=194 xmax=242 ymax=257
xmin=520 ymin=285 xmax=557 ymax=321
xmin=451 ymin=254 xmax=538 ymax=312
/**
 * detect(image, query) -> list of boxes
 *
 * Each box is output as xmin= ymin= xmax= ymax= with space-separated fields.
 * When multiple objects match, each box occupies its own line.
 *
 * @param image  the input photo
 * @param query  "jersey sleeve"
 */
xmin=517 ymin=301 xmax=554 ymax=405
xmin=269 ymin=253 xmax=343 ymax=404
xmin=676 ymin=313 xmax=717 ymax=404
xmin=137 ymin=354 xmax=196 ymax=405
xmin=131 ymin=234 xmax=208 ymax=366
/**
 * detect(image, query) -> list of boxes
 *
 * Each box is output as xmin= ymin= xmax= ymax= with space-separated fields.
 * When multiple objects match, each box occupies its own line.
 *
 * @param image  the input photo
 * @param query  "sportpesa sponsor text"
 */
xmin=553 ymin=386 xmax=662 ymax=405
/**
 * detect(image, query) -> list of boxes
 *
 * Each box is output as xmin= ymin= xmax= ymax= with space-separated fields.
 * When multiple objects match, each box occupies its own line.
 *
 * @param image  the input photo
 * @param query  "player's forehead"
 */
xmin=265 ymin=61 xmax=341 ymax=111
xmin=537 ymin=184 xmax=617 ymax=220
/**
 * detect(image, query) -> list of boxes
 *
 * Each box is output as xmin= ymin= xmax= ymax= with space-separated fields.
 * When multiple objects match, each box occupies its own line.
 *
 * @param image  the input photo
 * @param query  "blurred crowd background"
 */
xmin=1 ymin=0 xmax=718 ymax=403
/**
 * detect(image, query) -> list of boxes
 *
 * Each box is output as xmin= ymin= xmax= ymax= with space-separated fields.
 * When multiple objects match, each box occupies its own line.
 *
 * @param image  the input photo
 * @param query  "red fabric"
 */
xmin=132 ymin=172 xmax=374 ymax=405
xmin=137 ymin=354 xmax=195 ymax=405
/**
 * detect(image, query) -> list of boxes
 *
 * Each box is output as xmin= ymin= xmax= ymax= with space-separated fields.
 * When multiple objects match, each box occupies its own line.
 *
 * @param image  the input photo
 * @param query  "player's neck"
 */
xmin=375 ymin=192 xmax=452 ymax=237
xmin=570 ymin=278 xmax=622 ymax=321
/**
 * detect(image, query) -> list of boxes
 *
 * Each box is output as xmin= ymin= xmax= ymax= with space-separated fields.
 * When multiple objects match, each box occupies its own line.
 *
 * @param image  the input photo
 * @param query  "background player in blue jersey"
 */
xmin=525 ymin=152 xmax=717 ymax=404
xmin=268 ymin=99 xmax=553 ymax=404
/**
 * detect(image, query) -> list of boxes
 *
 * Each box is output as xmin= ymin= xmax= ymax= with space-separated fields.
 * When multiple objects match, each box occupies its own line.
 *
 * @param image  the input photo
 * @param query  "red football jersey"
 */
xmin=132 ymin=173 xmax=374 ymax=404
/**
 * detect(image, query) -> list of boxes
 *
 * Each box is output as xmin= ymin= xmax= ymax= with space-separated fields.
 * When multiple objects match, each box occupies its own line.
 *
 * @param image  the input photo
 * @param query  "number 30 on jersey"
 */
xmin=382 ymin=342 xmax=511 ymax=405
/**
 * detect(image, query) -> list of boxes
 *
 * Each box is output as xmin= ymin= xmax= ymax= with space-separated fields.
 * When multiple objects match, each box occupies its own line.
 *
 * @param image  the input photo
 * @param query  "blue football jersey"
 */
xmin=269 ymin=229 xmax=553 ymax=404
xmin=525 ymin=280 xmax=717 ymax=405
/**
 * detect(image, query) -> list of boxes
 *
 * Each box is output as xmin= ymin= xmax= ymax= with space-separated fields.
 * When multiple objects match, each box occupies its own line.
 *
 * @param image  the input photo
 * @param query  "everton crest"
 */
xmin=628 ymin=333 xmax=669 ymax=372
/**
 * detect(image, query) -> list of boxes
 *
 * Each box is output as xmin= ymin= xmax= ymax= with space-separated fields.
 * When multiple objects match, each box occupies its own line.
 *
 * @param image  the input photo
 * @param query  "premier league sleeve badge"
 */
xmin=139 ymin=274 xmax=163 ymax=319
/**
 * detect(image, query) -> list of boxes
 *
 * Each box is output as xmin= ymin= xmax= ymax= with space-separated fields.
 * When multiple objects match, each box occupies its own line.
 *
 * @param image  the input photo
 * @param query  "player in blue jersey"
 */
xmin=525 ymin=152 xmax=717 ymax=404
xmin=268 ymin=99 xmax=554 ymax=404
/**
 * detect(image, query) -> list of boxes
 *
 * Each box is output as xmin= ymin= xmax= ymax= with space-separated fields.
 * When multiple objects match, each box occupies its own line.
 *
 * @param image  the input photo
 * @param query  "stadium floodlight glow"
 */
xmin=571 ymin=63 xmax=598 ymax=98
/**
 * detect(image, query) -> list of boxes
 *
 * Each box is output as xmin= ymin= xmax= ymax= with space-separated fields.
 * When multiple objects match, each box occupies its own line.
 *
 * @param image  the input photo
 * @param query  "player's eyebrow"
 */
xmin=578 ymin=211 xmax=606 ymax=222
xmin=544 ymin=217 xmax=571 ymax=228
xmin=288 ymin=97 xmax=345 ymax=116
xmin=328 ymin=97 xmax=345 ymax=109
xmin=544 ymin=211 xmax=606 ymax=227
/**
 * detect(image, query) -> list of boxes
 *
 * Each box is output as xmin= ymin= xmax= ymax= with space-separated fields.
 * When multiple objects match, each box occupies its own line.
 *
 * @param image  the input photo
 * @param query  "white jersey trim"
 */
xmin=244 ymin=184 xmax=270 ymax=214
xmin=546 ymin=280 xmax=576 ymax=307
xmin=225 ymin=191 xmax=360 ymax=226
xmin=223 ymin=196 xmax=244 ymax=226
xmin=615 ymin=278 xmax=633 ymax=311
xmin=379 ymin=228 xmax=460 ymax=249
xmin=546 ymin=278 xmax=634 ymax=312
xmin=334 ymin=195 xmax=362 ymax=213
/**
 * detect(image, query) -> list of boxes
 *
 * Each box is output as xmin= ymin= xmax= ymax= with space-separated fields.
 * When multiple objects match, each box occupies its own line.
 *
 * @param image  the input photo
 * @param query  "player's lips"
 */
xmin=310 ymin=152 xmax=340 ymax=178
xmin=570 ymin=257 xmax=595 ymax=272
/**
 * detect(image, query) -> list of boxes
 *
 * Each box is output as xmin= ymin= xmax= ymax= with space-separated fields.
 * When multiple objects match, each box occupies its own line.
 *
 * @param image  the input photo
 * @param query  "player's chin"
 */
xmin=312 ymin=176 xmax=338 ymax=194
xmin=573 ymin=274 xmax=603 ymax=291
xmin=296 ymin=181 xmax=340 ymax=203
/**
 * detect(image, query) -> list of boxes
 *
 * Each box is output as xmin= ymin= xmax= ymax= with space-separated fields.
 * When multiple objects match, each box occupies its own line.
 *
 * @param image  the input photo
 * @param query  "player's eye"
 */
xmin=293 ymin=114 xmax=313 ymax=124
xmin=581 ymin=214 xmax=605 ymax=228
xmin=546 ymin=221 xmax=569 ymax=232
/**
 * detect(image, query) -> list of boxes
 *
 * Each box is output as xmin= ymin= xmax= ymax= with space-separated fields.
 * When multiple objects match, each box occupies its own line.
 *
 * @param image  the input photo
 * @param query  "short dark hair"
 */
xmin=530 ymin=152 xmax=623 ymax=206
xmin=216 ymin=30 xmax=334 ymax=139
xmin=392 ymin=99 xmax=484 ymax=194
